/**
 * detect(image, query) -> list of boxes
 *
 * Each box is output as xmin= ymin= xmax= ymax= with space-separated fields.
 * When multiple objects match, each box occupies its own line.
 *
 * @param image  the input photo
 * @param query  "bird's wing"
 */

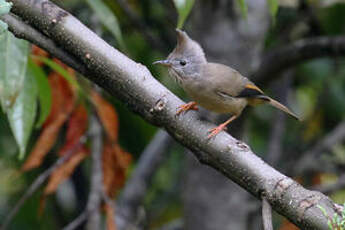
xmin=205 ymin=63 xmax=265 ymax=98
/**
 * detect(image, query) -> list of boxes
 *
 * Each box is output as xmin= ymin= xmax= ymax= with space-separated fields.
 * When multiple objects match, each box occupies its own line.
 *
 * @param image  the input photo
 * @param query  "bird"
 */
xmin=153 ymin=29 xmax=299 ymax=139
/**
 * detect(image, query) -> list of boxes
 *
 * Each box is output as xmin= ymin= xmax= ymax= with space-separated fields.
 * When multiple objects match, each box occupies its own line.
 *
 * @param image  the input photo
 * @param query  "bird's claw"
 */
xmin=176 ymin=102 xmax=198 ymax=115
xmin=207 ymin=125 xmax=227 ymax=139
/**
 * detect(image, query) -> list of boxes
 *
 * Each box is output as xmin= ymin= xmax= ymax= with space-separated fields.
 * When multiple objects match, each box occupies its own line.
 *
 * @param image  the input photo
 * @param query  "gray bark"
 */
xmin=183 ymin=1 xmax=269 ymax=230
xmin=3 ymin=1 xmax=340 ymax=229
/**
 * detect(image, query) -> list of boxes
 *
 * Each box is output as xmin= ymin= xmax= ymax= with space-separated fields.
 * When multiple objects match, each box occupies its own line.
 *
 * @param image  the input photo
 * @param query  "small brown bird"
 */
xmin=154 ymin=29 xmax=299 ymax=138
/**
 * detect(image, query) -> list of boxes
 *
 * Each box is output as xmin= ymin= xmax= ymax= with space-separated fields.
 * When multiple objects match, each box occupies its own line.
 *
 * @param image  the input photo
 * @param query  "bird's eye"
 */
xmin=179 ymin=60 xmax=187 ymax=66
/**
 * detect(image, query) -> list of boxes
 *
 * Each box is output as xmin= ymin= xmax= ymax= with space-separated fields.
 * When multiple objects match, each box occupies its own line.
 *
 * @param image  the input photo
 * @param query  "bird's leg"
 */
xmin=207 ymin=115 xmax=238 ymax=139
xmin=176 ymin=101 xmax=198 ymax=115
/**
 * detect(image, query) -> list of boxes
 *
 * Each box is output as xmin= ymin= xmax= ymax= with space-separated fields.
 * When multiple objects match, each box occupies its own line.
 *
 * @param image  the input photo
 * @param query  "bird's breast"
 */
xmin=182 ymin=79 xmax=247 ymax=115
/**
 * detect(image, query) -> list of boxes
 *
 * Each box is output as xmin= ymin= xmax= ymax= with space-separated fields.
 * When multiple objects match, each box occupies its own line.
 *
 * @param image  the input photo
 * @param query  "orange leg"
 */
xmin=207 ymin=115 xmax=238 ymax=139
xmin=176 ymin=101 xmax=198 ymax=115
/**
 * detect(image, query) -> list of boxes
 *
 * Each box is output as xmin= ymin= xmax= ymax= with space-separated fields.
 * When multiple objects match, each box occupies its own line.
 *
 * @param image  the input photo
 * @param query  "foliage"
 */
xmin=0 ymin=0 xmax=12 ymax=33
xmin=173 ymin=0 xmax=195 ymax=29
xmin=318 ymin=204 xmax=345 ymax=230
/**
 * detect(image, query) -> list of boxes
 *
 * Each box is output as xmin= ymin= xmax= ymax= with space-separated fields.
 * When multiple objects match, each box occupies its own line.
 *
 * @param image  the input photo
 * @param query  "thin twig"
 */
xmin=0 ymin=136 xmax=87 ymax=230
xmin=86 ymin=115 xmax=103 ymax=229
xmin=62 ymin=211 xmax=88 ymax=230
xmin=262 ymin=197 xmax=273 ymax=230
xmin=0 ymin=13 xmax=87 ymax=75
xmin=294 ymin=121 xmax=345 ymax=175
xmin=117 ymin=129 xmax=174 ymax=229
xmin=253 ymin=36 xmax=345 ymax=84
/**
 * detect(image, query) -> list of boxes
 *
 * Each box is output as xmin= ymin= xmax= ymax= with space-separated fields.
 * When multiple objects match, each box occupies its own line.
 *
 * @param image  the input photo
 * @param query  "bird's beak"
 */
xmin=153 ymin=59 xmax=172 ymax=67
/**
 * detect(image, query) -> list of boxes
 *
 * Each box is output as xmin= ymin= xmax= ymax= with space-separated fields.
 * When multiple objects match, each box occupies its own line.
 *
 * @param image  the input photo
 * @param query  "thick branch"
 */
xmin=6 ymin=1 xmax=339 ymax=228
xmin=253 ymin=36 xmax=345 ymax=84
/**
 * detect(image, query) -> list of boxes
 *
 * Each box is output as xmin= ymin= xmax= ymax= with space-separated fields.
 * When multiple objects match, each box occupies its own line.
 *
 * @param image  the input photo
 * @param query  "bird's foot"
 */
xmin=176 ymin=101 xmax=198 ymax=115
xmin=207 ymin=124 xmax=227 ymax=139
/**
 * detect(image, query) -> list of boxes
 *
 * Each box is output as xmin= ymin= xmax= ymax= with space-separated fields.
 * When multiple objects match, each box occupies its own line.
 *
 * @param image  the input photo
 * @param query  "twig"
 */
xmin=0 ymin=13 xmax=87 ymax=76
xmin=117 ymin=129 xmax=174 ymax=229
xmin=0 ymin=136 xmax=87 ymax=230
xmin=86 ymin=115 xmax=103 ymax=230
xmin=62 ymin=210 xmax=88 ymax=230
xmin=253 ymin=36 xmax=345 ymax=84
xmin=262 ymin=197 xmax=273 ymax=230
xmin=6 ymin=1 xmax=341 ymax=228
xmin=294 ymin=121 xmax=345 ymax=175
xmin=62 ymin=116 xmax=103 ymax=230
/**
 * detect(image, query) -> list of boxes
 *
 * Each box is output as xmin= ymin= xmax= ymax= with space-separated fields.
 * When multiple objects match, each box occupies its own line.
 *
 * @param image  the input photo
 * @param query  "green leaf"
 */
xmin=0 ymin=31 xmax=30 ymax=112
xmin=0 ymin=20 xmax=8 ymax=34
xmin=173 ymin=0 xmax=195 ymax=29
xmin=0 ymin=0 xmax=12 ymax=15
xmin=237 ymin=0 xmax=248 ymax=18
xmin=32 ymin=56 xmax=79 ymax=90
xmin=267 ymin=0 xmax=279 ymax=21
xmin=28 ymin=58 xmax=51 ymax=128
xmin=85 ymin=0 xmax=126 ymax=51
xmin=0 ymin=0 xmax=12 ymax=34
xmin=8 ymin=65 xmax=38 ymax=159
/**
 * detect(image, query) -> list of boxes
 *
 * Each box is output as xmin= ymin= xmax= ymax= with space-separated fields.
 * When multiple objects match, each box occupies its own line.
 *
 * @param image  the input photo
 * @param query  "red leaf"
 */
xmin=21 ymin=72 xmax=76 ymax=171
xmin=59 ymin=104 xmax=88 ymax=156
xmin=102 ymin=141 xmax=132 ymax=198
xmin=31 ymin=45 xmax=49 ymax=66
xmin=44 ymin=146 xmax=89 ymax=195
xmin=91 ymin=90 xmax=119 ymax=142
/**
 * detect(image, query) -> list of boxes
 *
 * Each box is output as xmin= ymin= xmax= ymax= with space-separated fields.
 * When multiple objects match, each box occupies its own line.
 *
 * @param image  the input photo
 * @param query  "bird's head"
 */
xmin=153 ymin=29 xmax=207 ymax=84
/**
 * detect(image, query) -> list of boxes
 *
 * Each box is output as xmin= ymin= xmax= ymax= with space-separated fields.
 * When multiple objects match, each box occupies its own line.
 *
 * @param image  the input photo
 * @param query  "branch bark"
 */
xmin=294 ymin=121 xmax=345 ymax=175
xmin=117 ymin=129 xmax=174 ymax=229
xmin=86 ymin=115 xmax=103 ymax=230
xmin=262 ymin=197 xmax=273 ymax=230
xmin=0 ymin=13 xmax=87 ymax=75
xmin=253 ymin=36 xmax=345 ymax=84
xmin=5 ymin=1 xmax=340 ymax=229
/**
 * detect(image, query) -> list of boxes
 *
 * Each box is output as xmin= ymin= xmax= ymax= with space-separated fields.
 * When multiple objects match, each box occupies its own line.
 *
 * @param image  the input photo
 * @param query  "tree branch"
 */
xmin=0 ymin=13 xmax=87 ymax=75
xmin=0 ymin=136 xmax=87 ymax=230
xmin=117 ymin=129 xmax=174 ymax=229
xmin=294 ymin=121 xmax=345 ymax=175
xmin=86 ymin=115 xmax=103 ymax=230
xmin=262 ymin=197 xmax=273 ymax=230
xmin=253 ymin=36 xmax=345 ymax=84
xmin=5 ymin=1 xmax=340 ymax=228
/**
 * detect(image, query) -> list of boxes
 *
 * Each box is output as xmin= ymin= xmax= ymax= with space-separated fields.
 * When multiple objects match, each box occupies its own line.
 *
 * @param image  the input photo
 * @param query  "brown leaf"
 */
xmin=44 ymin=146 xmax=89 ymax=195
xmin=105 ymin=203 xmax=117 ymax=230
xmin=91 ymin=90 xmax=119 ymax=142
xmin=31 ymin=45 xmax=49 ymax=66
xmin=103 ymin=141 xmax=132 ymax=198
xmin=21 ymin=72 xmax=76 ymax=171
xmin=58 ymin=104 xmax=88 ymax=156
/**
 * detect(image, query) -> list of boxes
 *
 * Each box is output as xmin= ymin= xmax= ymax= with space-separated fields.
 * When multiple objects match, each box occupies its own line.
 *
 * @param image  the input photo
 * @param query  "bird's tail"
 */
xmin=265 ymin=97 xmax=300 ymax=121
